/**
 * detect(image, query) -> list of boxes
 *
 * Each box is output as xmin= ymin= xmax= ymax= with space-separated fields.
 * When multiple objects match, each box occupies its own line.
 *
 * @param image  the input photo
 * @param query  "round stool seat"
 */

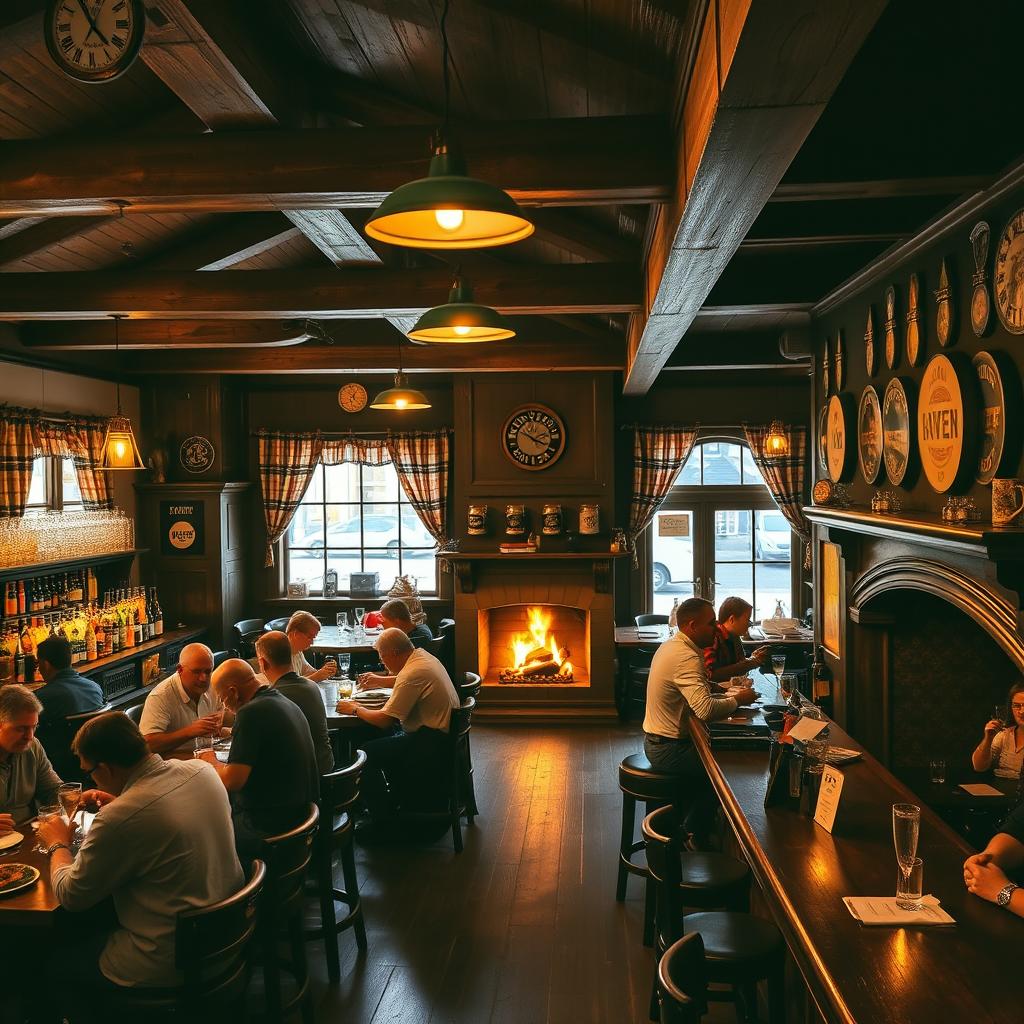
xmin=678 ymin=853 xmax=750 ymax=908
xmin=619 ymin=752 xmax=677 ymax=802
xmin=681 ymin=911 xmax=783 ymax=982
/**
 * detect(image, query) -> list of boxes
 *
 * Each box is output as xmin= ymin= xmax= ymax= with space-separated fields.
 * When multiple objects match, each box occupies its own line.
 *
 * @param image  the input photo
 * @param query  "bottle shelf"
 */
xmin=0 ymin=549 xmax=148 ymax=585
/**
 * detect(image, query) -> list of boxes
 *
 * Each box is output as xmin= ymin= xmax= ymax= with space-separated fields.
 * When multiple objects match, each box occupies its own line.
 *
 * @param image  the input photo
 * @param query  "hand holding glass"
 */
xmin=34 ymin=804 xmax=62 ymax=852
xmin=57 ymin=783 xmax=82 ymax=824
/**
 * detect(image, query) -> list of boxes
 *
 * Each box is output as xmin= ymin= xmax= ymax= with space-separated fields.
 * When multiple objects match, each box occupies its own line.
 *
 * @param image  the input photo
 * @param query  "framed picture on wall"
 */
xmin=822 ymin=542 xmax=841 ymax=658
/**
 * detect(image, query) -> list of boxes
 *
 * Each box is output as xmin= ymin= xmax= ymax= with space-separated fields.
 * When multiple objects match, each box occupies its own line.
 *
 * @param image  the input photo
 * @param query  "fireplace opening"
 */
xmin=479 ymin=604 xmax=589 ymax=687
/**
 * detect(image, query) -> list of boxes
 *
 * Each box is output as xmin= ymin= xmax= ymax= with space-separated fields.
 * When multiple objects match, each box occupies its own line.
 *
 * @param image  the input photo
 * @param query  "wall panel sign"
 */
xmin=864 ymin=306 xmax=877 ymax=377
xmin=857 ymin=386 xmax=883 ymax=485
xmin=917 ymin=353 xmax=976 ymax=494
xmin=882 ymin=378 xmax=913 ymax=487
xmin=935 ymin=257 xmax=955 ymax=347
xmin=658 ymin=514 xmax=691 ymax=537
xmin=826 ymin=393 xmax=854 ymax=483
xmin=905 ymin=273 xmax=923 ymax=366
xmin=160 ymin=501 xmax=205 ymax=556
xmin=822 ymin=541 xmax=841 ymax=658
xmin=973 ymin=351 xmax=1010 ymax=484
xmin=179 ymin=435 xmax=215 ymax=474
xmin=994 ymin=208 xmax=1024 ymax=334
xmin=884 ymin=285 xmax=899 ymax=369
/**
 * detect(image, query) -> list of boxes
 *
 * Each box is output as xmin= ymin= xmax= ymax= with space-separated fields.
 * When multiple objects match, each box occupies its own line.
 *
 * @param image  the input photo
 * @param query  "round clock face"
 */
xmin=994 ymin=208 xmax=1024 ymax=334
xmin=338 ymin=382 xmax=368 ymax=413
xmin=45 ymin=0 xmax=145 ymax=83
xmin=501 ymin=405 xmax=566 ymax=471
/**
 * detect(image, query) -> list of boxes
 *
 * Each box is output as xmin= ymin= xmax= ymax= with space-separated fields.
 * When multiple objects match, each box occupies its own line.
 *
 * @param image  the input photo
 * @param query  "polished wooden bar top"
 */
xmin=691 ymin=681 xmax=1022 ymax=1024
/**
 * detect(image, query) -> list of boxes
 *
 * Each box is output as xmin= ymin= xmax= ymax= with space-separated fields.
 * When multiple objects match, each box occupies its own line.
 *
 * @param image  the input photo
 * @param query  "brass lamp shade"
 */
xmin=365 ymin=149 xmax=534 ymax=250
xmin=369 ymin=373 xmax=432 ymax=411
xmin=407 ymin=276 xmax=516 ymax=344
xmin=763 ymin=420 xmax=791 ymax=459
xmin=100 ymin=415 xmax=146 ymax=470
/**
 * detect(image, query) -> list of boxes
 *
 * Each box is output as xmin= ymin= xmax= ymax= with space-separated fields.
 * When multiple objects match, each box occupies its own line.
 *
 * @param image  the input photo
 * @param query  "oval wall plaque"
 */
xmin=834 ymin=332 xmax=845 ymax=390
xmin=858 ymin=386 xmax=883 ymax=484
xmin=973 ymin=350 xmax=1013 ymax=484
xmin=864 ymin=306 xmax=877 ymax=377
xmin=817 ymin=405 xmax=828 ymax=472
xmin=906 ymin=273 xmax=923 ymax=366
xmin=917 ymin=353 xmax=977 ymax=493
xmin=935 ymin=257 xmax=955 ymax=347
xmin=882 ymin=377 xmax=914 ymax=487
xmin=826 ymin=393 xmax=854 ymax=483
xmin=884 ymin=285 xmax=899 ymax=369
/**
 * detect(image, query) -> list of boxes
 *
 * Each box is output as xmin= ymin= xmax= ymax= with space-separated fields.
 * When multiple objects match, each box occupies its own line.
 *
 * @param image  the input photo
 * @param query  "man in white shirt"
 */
xmin=643 ymin=597 xmax=758 ymax=847
xmin=253 ymin=610 xmax=337 ymax=685
xmin=138 ymin=643 xmax=222 ymax=757
xmin=36 ymin=711 xmax=243 ymax=1001
xmin=336 ymin=627 xmax=459 ymax=817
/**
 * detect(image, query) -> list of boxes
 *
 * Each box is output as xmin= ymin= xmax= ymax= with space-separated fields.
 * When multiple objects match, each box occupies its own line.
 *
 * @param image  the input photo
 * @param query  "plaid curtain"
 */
xmin=322 ymin=436 xmax=391 ymax=466
xmin=628 ymin=427 xmax=698 ymax=565
xmin=385 ymin=431 xmax=449 ymax=545
xmin=0 ymin=411 xmax=38 ymax=518
xmin=66 ymin=421 xmax=112 ymax=510
xmin=744 ymin=425 xmax=812 ymax=570
xmin=257 ymin=429 xmax=324 ymax=568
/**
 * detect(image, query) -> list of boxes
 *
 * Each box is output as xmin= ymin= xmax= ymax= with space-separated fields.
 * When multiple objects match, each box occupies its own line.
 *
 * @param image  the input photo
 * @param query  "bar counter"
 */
xmin=690 ymin=685 xmax=1022 ymax=1023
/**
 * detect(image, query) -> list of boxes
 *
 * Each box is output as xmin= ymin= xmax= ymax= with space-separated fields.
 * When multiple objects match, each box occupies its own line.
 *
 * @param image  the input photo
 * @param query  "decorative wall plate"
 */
xmin=822 ymin=345 xmax=830 ymax=397
xmin=970 ymin=221 xmax=991 ymax=336
xmin=834 ymin=332 xmax=845 ymax=390
xmin=994 ymin=208 xmax=1024 ymax=334
xmin=884 ymin=285 xmax=899 ymax=369
xmin=857 ymin=386 xmax=883 ymax=485
xmin=935 ymin=257 xmax=956 ymax=347
xmin=917 ymin=353 xmax=977 ymax=493
xmin=826 ymin=393 xmax=855 ymax=483
xmin=973 ymin=350 xmax=1017 ymax=484
xmin=864 ymin=306 xmax=877 ymax=377
xmin=882 ymin=377 xmax=913 ymax=487
xmin=905 ymin=273 xmax=923 ymax=366
xmin=812 ymin=479 xmax=835 ymax=505
xmin=339 ymin=382 xmax=368 ymax=412
xmin=818 ymin=405 xmax=829 ymax=472
xmin=179 ymin=435 xmax=215 ymax=474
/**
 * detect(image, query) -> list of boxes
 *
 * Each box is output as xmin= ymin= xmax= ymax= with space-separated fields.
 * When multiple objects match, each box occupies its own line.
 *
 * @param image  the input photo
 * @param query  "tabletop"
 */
xmin=613 ymin=625 xmax=812 ymax=649
xmin=310 ymin=625 xmax=381 ymax=655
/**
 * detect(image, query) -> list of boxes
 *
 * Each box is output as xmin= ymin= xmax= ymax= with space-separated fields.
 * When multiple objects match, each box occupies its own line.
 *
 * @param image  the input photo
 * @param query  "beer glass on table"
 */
xmin=893 ymin=803 xmax=921 ymax=909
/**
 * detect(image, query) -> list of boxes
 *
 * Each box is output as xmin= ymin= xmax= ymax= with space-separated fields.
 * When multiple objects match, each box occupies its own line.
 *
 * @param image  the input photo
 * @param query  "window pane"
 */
xmin=364 ymin=548 xmax=399 ymax=590
xmin=362 ymin=463 xmax=399 ymax=502
xmin=301 ymin=464 xmax=324 ymax=504
xmin=324 ymin=462 xmax=359 ymax=502
xmin=327 ymin=550 xmax=362 ymax=591
xmin=323 ymin=505 xmax=365 ymax=549
xmin=742 ymin=446 xmax=762 ymax=484
xmin=714 ymin=509 xmax=752 ymax=561
xmin=702 ymin=443 xmax=742 ymax=485
xmin=754 ymin=510 xmax=792 ymax=562
xmin=399 ymin=506 xmax=434 ymax=547
xmin=675 ymin=449 xmax=702 ymax=485
xmin=401 ymin=550 xmax=438 ymax=594
xmin=713 ymin=562 xmax=752 ymax=612
xmin=26 ymin=460 xmax=46 ymax=507
xmin=61 ymin=458 xmax=82 ymax=506
xmin=287 ymin=505 xmax=326 ymax=548
xmin=359 ymin=503 xmax=401 ymax=552
xmin=755 ymin=562 xmax=791 ymax=622
xmin=287 ymin=549 xmax=324 ymax=588
xmin=651 ymin=509 xmax=695 ymax=609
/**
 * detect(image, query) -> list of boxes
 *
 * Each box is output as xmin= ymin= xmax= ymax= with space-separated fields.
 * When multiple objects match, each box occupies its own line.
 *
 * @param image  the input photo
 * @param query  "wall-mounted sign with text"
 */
xmin=658 ymin=514 xmax=691 ymax=537
xmin=160 ymin=501 xmax=205 ymax=556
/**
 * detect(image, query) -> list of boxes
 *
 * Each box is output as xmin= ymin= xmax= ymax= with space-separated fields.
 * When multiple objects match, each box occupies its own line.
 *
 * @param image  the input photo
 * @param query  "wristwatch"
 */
xmin=45 ymin=841 xmax=72 ymax=857
xmin=996 ymin=883 xmax=1019 ymax=908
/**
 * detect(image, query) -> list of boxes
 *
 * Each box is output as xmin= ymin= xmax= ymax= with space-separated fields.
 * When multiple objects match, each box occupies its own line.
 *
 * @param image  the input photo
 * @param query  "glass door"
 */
xmin=650 ymin=508 xmax=698 ymax=616
xmin=708 ymin=507 xmax=792 ymax=620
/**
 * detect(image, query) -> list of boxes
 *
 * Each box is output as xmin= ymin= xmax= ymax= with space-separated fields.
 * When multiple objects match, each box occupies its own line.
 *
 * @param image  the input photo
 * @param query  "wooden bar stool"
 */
xmin=616 ymin=751 xmax=677 ymax=946
xmin=644 ymin=806 xmax=784 ymax=1023
xmin=657 ymin=932 xmax=708 ymax=1024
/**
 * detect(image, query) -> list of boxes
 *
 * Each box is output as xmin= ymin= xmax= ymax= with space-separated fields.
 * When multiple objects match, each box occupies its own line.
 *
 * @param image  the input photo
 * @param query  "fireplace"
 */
xmin=480 ymin=604 xmax=589 ymax=686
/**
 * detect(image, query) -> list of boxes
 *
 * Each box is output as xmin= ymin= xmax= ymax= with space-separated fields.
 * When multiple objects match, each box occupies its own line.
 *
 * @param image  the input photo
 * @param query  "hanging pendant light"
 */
xmin=370 ymin=339 xmax=432 ymax=410
xmin=407 ymin=273 xmax=515 ymax=343
xmin=763 ymin=420 xmax=791 ymax=460
xmin=364 ymin=0 xmax=533 ymax=250
xmin=100 ymin=315 xmax=145 ymax=470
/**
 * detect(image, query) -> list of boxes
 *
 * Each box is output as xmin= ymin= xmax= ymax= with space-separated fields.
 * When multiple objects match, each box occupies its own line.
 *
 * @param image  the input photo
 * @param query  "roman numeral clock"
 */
xmin=501 ymin=405 xmax=567 ymax=471
xmin=45 ymin=0 xmax=145 ymax=83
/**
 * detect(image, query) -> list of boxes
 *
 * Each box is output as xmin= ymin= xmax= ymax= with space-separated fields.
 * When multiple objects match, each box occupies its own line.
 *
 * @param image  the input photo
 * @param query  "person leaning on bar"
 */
xmin=643 ymin=597 xmax=759 ymax=849
xmin=963 ymin=799 xmax=1024 ymax=918
xmin=0 ymin=683 xmax=62 ymax=830
xmin=703 ymin=595 xmax=772 ymax=687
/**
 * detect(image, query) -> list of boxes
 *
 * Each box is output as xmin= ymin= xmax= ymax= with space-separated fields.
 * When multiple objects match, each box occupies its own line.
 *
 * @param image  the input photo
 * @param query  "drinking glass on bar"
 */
xmin=57 ymin=783 xmax=82 ymax=824
xmin=892 ymin=803 xmax=921 ymax=906
xmin=336 ymin=611 xmax=349 ymax=631
xmin=34 ymin=803 xmax=62 ymax=852
xmin=194 ymin=734 xmax=215 ymax=758
xmin=771 ymin=653 xmax=786 ymax=693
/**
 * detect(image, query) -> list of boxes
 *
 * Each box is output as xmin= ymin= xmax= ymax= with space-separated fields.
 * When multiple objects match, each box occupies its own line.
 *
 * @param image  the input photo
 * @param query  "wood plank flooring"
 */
xmin=310 ymin=724 xmax=737 ymax=1024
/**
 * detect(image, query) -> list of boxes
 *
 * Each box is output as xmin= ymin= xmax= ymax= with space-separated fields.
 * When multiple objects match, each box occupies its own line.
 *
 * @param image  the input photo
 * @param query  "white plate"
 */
xmin=0 ymin=863 xmax=39 ymax=896
xmin=0 ymin=831 xmax=23 ymax=851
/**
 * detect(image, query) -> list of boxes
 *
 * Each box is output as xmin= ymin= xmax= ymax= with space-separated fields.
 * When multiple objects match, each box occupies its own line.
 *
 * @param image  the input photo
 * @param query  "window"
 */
xmin=25 ymin=457 xmax=83 ymax=513
xmin=649 ymin=439 xmax=793 ymax=621
xmin=284 ymin=462 xmax=437 ymax=595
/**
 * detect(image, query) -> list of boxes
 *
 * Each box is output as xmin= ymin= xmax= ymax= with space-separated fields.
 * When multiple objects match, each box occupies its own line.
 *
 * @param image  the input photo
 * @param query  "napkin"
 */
xmin=958 ymin=783 xmax=1005 ymax=797
xmin=843 ymin=895 xmax=955 ymax=926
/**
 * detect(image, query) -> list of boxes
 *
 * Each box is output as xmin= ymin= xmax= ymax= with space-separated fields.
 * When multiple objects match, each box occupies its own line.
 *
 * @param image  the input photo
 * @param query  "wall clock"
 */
xmin=934 ymin=257 xmax=956 ymax=347
xmin=882 ymin=378 xmax=914 ymax=487
xmin=884 ymin=285 xmax=899 ymax=369
xmin=501 ymin=404 xmax=566 ymax=471
xmin=994 ymin=208 xmax=1024 ymax=334
xmin=834 ymin=332 xmax=845 ymax=390
xmin=970 ymin=221 xmax=992 ymax=337
xmin=864 ymin=306 xmax=877 ymax=377
xmin=917 ymin=353 xmax=977 ymax=494
xmin=905 ymin=273 xmax=923 ymax=366
xmin=857 ymin=386 xmax=883 ymax=485
xmin=44 ymin=0 xmax=146 ymax=83
xmin=338 ymin=382 xmax=368 ymax=413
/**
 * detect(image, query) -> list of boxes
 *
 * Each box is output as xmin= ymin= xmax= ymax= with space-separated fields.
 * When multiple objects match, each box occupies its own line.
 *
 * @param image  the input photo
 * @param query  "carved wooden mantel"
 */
xmin=442 ymin=551 xmax=627 ymax=595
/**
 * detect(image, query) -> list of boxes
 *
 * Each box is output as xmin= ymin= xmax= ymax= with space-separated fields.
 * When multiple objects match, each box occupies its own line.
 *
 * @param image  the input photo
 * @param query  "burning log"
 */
xmin=520 ymin=658 xmax=559 ymax=676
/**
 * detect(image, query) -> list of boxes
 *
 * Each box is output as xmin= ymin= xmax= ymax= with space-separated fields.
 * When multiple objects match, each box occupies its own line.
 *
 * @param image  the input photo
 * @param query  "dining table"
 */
xmin=310 ymin=625 xmax=382 ymax=655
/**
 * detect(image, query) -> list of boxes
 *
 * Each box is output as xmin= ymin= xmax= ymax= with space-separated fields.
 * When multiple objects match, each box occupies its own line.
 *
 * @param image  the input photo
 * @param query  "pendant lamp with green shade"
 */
xmin=407 ymin=274 xmax=515 ymax=344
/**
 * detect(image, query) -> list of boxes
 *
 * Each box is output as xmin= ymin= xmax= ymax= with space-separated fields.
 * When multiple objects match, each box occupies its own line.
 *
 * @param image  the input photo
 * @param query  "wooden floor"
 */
xmin=310 ymin=723 xmax=737 ymax=1024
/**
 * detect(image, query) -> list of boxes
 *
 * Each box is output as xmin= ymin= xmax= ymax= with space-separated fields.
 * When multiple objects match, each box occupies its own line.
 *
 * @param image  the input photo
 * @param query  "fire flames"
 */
xmin=501 ymin=606 xmax=573 ymax=683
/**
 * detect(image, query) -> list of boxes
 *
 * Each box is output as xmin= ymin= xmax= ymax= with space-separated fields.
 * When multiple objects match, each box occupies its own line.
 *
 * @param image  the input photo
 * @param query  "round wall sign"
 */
xmin=179 ymin=435 xmax=215 ymax=474
xmin=917 ymin=353 xmax=977 ymax=493
xmin=168 ymin=520 xmax=197 ymax=550
xmin=994 ymin=208 xmax=1024 ymax=334
xmin=973 ymin=351 xmax=1011 ymax=484
xmin=826 ymin=393 xmax=854 ymax=483
xmin=817 ymin=405 xmax=828 ymax=472
xmin=883 ymin=378 xmax=914 ymax=487
xmin=857 ymin=386 xmax=883 ymax=484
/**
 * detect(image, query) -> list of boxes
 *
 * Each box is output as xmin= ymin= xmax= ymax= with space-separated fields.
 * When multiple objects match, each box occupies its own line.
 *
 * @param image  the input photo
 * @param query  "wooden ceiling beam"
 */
xmin=20 ymin=319 xmax=310 ymax=350
xmin=0 ymin=215 xmax=114 ymax=267
xmin=0 ymin=264 xmax=639 ymax=320
xmin=530 ymin=210 xmax=639 ymax=263
xmin=0 ymin=117 xmax=670 ymax=216
xmin=769 ymin=175 xmax=991 ymax=203
xmin=623 ymin=0 xmax=886 ymax=395
xmin=738 ymin=232 xmax=905 ymax=252
xmin=137 ymin=213 xmax=303 ymax=271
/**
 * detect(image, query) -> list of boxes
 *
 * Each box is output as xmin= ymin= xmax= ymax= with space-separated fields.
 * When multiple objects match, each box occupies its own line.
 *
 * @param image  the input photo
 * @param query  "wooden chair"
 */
xmin=308 ymin=751 xmax=368 ymax=982
xmin=635 ymin=614 xmax=670 ymax=627
xmin=213 ymin=648 xmax=239 ymax=669
xmin=459 ymin=673 xmax=481 ymax=821
xmin=426 ymin=634 xmax=446 ymax=661
xmin=658 ymin=933 xmax=708 ymax=1024
xmin=265 ymin=616 xmax=291 ymax=632
xmin=124 ymin=703 xmax=144 ymax=726
xmin=99 ymin=859 xmax=266 ymax=1017
xmin=437 ymin=619 xmax=456 ymax=677
xmin=233 ymin=618 xmax=267 ymax=659
xmin=260 ymin=805 xmax=319 ymax=1023
xmin=57 ymin=703 xmax=114 ymax=782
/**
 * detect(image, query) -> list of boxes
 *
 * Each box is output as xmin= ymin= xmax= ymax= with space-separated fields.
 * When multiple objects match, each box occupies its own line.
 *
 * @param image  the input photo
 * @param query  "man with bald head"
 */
xmin=198 ymin=659 xmax=317 ymax=858
xmin=139 ymin=643 xmax=224 ymax=757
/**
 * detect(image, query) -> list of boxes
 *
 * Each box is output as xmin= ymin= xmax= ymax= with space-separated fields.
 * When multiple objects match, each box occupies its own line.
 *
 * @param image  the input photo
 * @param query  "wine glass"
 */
xmin=771 ymin=653 xmax=786 ymax=696
xmin=992 ymin=703 xmax=1007 ymax=728
xmin=336 ymin=611 xmax=349 ymax=632
xmin=892 ymin=803 xmax=921 ymax=902
xmin=354 ymin=607 xmax=366 ymax=627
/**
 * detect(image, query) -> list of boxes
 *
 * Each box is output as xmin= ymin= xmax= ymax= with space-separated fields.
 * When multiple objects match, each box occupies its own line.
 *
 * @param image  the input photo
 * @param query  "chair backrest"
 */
xmin=264 ymin=617 xmax=291 ymax=632
xmin=635 ymin=613 xmax=669 ymax=627
xmin=176 ymin=859 xmax=266 ymax=994
xmin=124 ymin=703 xmax=144 ymax=726
xmin=658 ymin=933 xmax=708 ymax=1024
xmin=233 ymin=619 xmax=267 ymax=659
xmin=445 ymin=696 xmax=475 ymax=803
xmin=437 ymin=620 xmax=456 ymax=676
xmin=642 ymin=804 xmax=684 ymax=946
xmin=261 ymin=804 xmax=319 ymax=919
xmin=438 ymin=617 xmax=455 ymax=631
xmin=212 ymin=649 xmax=239 ymax=669
xmin=320 ymin=749 xmax=367 ymax=821
xmin=459 ymin=671 xmax=481 ymax=701
xmin=426 ymin=634 xmax=445 ymax=660
xmin=234 ymin=618 xmax=266 ymax=635
xmin=65 ymin=702 xmax=113 ymax=723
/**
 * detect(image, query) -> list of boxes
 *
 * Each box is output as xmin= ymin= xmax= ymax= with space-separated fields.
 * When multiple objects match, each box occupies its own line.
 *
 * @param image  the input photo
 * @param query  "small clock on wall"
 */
xmin=45 ymin=0 xmax=146 ymax=83
xmin=501 ymin=404 xmax=566 ymax=471
xmin=994 ymin=208 xmax=1024 ymax=334
xmin=338 ymin=382 xmax=368 ymax=413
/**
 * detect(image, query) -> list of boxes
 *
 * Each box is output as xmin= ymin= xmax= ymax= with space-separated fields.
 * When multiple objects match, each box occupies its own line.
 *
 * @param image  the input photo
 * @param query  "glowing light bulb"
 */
xmin=395 ymin=398 xmax=408 ymax=409
xmin=453 ymin=324 xmax=472 ymax=337
xmin=114 ymin=441 xmax=126 ymax=458
xmin=434 ymin=208 xmax=464 ymax=232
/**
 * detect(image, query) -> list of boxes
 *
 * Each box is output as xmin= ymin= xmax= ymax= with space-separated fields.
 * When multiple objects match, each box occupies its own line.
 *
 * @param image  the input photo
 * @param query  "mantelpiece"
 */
xmin=443 ymin=551 xmax=629 ymax=594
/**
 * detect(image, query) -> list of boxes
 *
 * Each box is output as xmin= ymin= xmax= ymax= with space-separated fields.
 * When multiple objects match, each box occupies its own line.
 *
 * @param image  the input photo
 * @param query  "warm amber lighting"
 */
xmin=369 ymin=372 xmax=431 ymax=411
xmin=509 ymin=607 xmax=572 ymax=676
xmin=100 ymin=415 xmax=145 ymax=470
xmin=434 ymin=208 xmax=465 ymax=232
xmin=764 ymin=420 xmax=791 ymax=459
xmin=453 ymin=324 xmax=472 ymax=337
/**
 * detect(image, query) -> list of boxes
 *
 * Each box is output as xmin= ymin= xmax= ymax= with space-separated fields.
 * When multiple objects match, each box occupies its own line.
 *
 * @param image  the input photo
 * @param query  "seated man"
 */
xmin=201 ymin=659 xmax=318 ymax=860
xmin=36 ymin=712 xmax=243 ymax=997
xmin=357 ymin=598 xmax=434 ymax=688
xmin=256 ymin=630 xmax=334 ymax=775
xmin=963 ymin=799 xmax=1024 ymax=918
xmin=336 ymin=627 xmax=459 ymax=817
xmin=254 ymin=610 xmax=337 ymax=685
xmin=703 ymin=596 xmax=771 ymax=686
xmin=34 ymin=635 xmax=105 ymax=776
xmin=0 ymin=684 xmax=62 ymax=830
xmin=644 ymin=598 xmax=758 ymax=848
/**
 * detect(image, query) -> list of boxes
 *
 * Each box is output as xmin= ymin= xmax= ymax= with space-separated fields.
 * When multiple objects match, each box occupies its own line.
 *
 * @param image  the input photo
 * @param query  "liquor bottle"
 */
xmin=152 ymin=588 xmax=164 ymax=637
xmin=51 ymin=577 xmax=59 ymax=610
xmin=812 ymin=645 xmax=833 ymax=717
xmin=68 ymin=572 xmax=83 ymax=605
xmin=3 ymin=582 xmax=14 ymax=619
xmin=120 ymin=605 xmax=131 ymax=650
xmin=29 ymin=579 xmax=38 ymax=614
xmin=85 ymin=616 xmax=97 ymax=662
xmin=16 ymin=580 xmax=25 ymax=617
xmin=14 ymin=632 xmax=24 ymax=684
xmin=87 ymin=568 xmax=97 ymax=603
xmin=133 ymin=600 xmax=143 ymax=646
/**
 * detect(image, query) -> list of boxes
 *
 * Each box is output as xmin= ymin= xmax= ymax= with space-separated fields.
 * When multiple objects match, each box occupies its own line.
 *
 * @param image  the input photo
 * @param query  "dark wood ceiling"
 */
xmin=0 ymin=0 xmax=1021 ymax=386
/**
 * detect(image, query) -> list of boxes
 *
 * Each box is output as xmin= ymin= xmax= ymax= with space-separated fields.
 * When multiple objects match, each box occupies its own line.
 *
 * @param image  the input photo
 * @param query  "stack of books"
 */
xmin=499 ymin=540 xmax=538 ymax=554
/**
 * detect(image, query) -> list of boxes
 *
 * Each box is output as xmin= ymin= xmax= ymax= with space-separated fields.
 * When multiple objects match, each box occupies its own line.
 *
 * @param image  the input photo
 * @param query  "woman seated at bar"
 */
xmin=0 ymin=684 xmax=62 ymax=829
xmin=971 ymin=682 xmax=1024 ymax=778
xmin=963 ymin=799 xmax=1024 ymax=918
